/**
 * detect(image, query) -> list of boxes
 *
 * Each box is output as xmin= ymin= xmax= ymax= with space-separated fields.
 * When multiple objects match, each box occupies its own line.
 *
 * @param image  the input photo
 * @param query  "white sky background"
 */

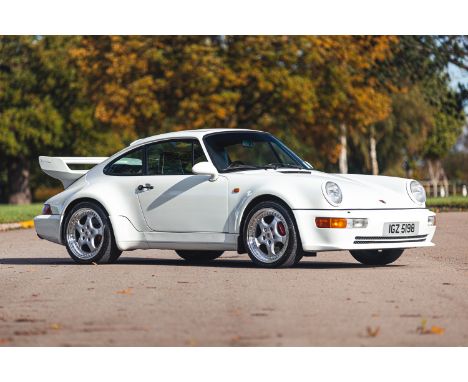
xmin=449 ymin=64 xmax=468 ymax=91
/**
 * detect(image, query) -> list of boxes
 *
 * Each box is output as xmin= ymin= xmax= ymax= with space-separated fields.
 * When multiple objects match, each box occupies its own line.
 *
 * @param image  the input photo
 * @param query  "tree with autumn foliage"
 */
xmin=303 ymin=36 xmax=399 ymax=174
xmin=0 ymin=35 xmax=466 ymax=204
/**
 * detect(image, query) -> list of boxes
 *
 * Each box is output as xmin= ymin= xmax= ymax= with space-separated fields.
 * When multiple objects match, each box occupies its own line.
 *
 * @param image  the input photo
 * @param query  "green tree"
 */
xmin=0 ymin=36 xmax=67 ymax=203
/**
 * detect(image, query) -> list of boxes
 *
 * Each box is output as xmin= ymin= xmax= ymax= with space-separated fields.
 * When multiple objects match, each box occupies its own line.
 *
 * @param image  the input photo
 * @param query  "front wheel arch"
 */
xmin=237 ymin=194 xmax=302 ymax=254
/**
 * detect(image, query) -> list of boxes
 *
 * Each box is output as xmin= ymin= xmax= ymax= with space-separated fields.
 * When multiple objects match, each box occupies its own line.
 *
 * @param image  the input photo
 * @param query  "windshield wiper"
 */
xmin=222 ymin=163 xmax=263 ymax=172
xmin=264 ymin=163 xmax=305 ymax=170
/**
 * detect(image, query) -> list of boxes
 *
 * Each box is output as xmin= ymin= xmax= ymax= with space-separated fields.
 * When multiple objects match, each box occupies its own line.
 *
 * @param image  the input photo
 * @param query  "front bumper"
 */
xmin=293 ymin=208 xmax=436 ymax=252
xmin=34 ymin=215 xmax=62 ymax=245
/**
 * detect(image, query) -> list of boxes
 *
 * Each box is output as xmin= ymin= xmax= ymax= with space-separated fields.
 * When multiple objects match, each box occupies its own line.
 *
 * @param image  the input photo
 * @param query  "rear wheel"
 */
xmin=243 ymin=201 xmax=302 ymax=268
xmin=176 ymin=250 xmax=224 ymax=262
xmin=64 ymin=201 xmax=122 ymax=264
xmin=350 ymin=249 xmax=404 ymax=265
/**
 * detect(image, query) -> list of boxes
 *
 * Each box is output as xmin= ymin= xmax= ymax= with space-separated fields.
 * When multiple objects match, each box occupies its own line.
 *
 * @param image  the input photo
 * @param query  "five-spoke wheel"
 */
xmin=66 ymin=208 xmax=104 ymax=259
xmin=244 ymin=201 xmax=302 ymax=267
xmin=64 ymin=202 xmax=121 ymax=264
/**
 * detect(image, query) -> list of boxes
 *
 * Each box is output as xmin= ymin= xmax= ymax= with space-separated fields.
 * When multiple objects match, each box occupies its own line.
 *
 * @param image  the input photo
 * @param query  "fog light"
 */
xmin=315 ymin=217 xmax=347 ymax=228
xmin=42 ymin=204 xmax=52 ymax=215
xmin=349 ymin=218 xmax=368 ymax=228
xmin=428 ymin=215 xmax=436 ymax=226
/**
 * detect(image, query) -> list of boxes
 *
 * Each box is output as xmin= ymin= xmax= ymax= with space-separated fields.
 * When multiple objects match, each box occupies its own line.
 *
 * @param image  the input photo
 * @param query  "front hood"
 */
xmin=327 ymin=173 xmax=418 ymax=209
xmin=231 ymin=170 xmax=422 ymax=209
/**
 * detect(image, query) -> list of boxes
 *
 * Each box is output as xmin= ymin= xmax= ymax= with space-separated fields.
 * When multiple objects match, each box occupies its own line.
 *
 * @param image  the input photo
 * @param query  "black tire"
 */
xmin=176 ymin=250 xmax=224 ymax=262
xmin=350 ymin=249 xmax=404 ymax=265
xmin=243 ymin=200 xmax=302 ymax=268
xmin=294 ymin=251 xmax=305 ymax=265
xmin=63 ymin=201 xmax=122 ymax=264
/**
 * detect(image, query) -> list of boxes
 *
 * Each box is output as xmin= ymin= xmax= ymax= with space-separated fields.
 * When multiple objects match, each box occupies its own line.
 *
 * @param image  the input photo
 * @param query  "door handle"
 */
xmin=137 ymin=184 xmax=154 ymax=191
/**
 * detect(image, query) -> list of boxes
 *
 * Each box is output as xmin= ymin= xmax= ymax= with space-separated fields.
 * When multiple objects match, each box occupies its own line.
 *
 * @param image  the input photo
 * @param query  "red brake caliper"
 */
xmin=277 ymin=221 xmax=286 ymax=236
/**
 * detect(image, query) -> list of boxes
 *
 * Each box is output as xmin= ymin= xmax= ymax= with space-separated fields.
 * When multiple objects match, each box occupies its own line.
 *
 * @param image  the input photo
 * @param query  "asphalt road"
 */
xmin=1 ymin=212 xmax=467 ymax=346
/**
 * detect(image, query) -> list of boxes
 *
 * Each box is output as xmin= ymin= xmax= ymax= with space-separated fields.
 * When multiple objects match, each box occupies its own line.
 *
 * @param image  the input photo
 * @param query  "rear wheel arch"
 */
xmin=61 ymin=197 xmax=111 ymax=243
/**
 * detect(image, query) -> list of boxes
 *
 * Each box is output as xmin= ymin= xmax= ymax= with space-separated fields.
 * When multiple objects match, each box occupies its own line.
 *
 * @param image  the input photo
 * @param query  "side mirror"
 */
xmin=192 ymin=161 xmax=219 ymax=181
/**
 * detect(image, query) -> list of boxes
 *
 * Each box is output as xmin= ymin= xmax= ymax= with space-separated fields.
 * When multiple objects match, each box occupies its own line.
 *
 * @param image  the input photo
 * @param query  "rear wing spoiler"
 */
xmin=38 ymin=156 xmax=108 ymax=188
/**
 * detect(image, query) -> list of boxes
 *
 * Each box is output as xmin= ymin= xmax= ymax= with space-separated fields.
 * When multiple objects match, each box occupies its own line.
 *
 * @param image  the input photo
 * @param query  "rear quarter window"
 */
xmin=104 ymin=147 xmax=144 ymax=176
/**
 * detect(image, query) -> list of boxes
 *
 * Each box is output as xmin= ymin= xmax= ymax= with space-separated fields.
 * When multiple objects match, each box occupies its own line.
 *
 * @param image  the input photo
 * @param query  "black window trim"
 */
xmin=103 ymin=145 xmax=146 ymax=177
xmin=103 ymin=137 xmax=207 ymax=177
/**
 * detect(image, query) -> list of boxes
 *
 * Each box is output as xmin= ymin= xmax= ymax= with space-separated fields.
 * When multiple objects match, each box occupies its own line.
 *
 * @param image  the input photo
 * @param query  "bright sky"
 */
xmin=448 ymin=64 xmax=468 ymax=90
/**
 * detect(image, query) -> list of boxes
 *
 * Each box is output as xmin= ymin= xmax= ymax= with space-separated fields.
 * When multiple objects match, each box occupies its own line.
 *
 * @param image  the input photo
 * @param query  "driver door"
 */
xmin=136 ymin=139 xmax=228 ymax=233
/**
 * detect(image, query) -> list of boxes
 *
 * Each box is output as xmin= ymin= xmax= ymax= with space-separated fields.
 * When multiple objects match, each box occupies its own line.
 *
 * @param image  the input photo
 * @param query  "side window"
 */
xmin=105 ymin=147 xmax=144 ymax=176
xmin=147 ymin=140 xmax=207 ymax=175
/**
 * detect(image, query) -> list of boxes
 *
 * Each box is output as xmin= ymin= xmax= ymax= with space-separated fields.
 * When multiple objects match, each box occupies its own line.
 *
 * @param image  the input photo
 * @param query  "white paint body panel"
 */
xmin=34 ymin=128 xmax=436 ymax=255
xmin=136 ymin=174 xmax=228 ymax=232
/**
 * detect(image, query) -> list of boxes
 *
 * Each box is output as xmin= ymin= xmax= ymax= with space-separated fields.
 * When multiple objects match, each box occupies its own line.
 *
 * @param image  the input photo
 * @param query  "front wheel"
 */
xmin=243 ymin=201 xmax=302 ymax=268
xmin=350 ymin=249 xmax=404 ymax=265
xmin=176 ymin=250 xmax=224 ymax=262
xmin=64 ymin=202 xmax=122 ymax=264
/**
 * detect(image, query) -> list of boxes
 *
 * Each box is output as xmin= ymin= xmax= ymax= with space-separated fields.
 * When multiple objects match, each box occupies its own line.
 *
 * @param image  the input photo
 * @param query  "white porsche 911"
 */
xmin=35 ymin=129 xmax=436 ymax=268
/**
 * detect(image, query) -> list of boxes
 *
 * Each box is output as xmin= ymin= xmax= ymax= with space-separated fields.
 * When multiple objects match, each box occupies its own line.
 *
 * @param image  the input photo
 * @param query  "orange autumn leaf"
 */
xmin=116 ymin=287 xmax=133 ymax=295
xmin=366 ymin=326 xmax=380 ymax=338
xmin=430 ymin=326 xmax=445 ymax=335
xmin=417 ymin=319 xmax=445 ymax=335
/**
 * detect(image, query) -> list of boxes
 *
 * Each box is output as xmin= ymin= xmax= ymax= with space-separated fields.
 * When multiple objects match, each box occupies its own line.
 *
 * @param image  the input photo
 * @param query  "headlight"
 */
xmin=408 ymin=180 xmax=426 ymax=204
xmin=323 ymin=181 xmax=343 ymax=206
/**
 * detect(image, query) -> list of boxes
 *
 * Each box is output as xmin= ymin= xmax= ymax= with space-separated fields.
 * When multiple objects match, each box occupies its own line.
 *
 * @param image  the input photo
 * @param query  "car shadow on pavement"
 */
xmin=0 ymin=257 xmax=404 ymax=269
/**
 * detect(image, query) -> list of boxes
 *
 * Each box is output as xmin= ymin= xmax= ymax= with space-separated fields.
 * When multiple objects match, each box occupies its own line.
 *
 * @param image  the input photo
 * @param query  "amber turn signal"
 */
xmin=315 ymin=217 xmax=347 ymax=229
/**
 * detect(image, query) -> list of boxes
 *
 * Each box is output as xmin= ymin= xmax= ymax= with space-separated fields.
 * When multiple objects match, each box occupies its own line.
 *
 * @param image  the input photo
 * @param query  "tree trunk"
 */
xmin=427 ymin=159 xmax=441 ymax=198
xmin=440 ymin=165 xmax=449 ymax=197
xmin=8 ymin=156 xmax=32 ymax=204
xmin=339 ymin=123 xmax=348 ymax=174
xmin=369 ymin=126 xmax=379 ymax=175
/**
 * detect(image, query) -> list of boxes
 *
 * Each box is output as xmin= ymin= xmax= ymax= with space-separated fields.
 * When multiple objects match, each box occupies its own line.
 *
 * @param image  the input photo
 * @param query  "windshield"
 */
xmin=203 ymin=131 xmax=310 ymax=172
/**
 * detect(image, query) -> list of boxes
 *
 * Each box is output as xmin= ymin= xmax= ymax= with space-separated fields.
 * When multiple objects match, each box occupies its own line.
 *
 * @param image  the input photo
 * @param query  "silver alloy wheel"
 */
xmin=246 ymin=208 xmax=289 ymax=263
xmin=66 ymin=208 xmax=104 ymax=260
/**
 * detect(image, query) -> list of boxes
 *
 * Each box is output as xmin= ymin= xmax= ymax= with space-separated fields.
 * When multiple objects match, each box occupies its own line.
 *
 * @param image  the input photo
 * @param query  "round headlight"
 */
xmin=409 ymin=180 xmax=426 ymax=204
xmin=324 ymin=181 xmax=343 ymax=206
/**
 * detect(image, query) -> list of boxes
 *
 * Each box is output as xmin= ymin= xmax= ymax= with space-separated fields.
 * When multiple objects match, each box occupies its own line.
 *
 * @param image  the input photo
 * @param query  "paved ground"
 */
xmin=1 ymin=212 xmax=467 ymax=346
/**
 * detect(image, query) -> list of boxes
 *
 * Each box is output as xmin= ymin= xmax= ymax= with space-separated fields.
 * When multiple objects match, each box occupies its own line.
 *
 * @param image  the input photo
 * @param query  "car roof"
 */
xmin=130 ymin=128 xmax=262 ymax=146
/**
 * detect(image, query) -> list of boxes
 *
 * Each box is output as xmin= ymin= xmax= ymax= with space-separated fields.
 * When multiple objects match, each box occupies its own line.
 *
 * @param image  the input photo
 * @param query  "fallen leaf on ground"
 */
xmin=0 ymin=338 xmax=10 ymax=345
xmin=430 ymin=326 xmax=445 ymax=335
xmin=116 ymin=288 xmax=133 ymax=295
xmin=366 ymin=326 xmax=380 ymax=337
xmin=50 ymin=323 xmax=61 ymax=330
xmin=416 ymin=319 xmax=445 ymax=335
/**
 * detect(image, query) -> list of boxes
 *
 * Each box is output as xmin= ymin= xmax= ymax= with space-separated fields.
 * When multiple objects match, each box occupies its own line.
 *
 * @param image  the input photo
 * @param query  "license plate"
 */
xmin=383 ymin=222 xmax=419 ymax=236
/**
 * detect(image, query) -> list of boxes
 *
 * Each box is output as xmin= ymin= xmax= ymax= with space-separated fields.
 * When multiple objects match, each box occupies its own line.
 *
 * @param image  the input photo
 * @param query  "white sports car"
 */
xmin=35 ymin=129 xmax=436 ymax=268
